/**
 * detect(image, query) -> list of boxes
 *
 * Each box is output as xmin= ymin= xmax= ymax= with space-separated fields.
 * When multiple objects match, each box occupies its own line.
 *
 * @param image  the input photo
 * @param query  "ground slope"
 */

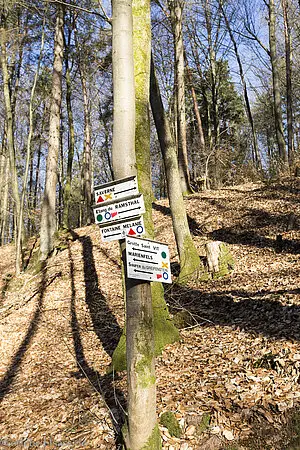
xmin=0 ymin=180 xmax=299 ymax=449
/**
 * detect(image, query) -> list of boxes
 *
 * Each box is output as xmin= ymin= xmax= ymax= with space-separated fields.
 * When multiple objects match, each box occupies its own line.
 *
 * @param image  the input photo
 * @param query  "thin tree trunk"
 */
xmin=81 ymin=70 xmax=92 ymax=224
xmin=75 ymin=30 xmax=92 ymax=225
xmin=63 ymin=20 xmax=75 ymax=230
xmin=39 ymin=5 xmax=64 ymax=260
xmin=281 ymin=0 xmax=293 ymax=166
xmin=170 ymin=0 xmax=193 ymax=194
xmin=204 ymin=0 xmax=219 ymax=147
xmin=32 ymin=130 xmax=43 ymax=234
xmin=0 ymin=26 xmax=21 ymax=242
xmin=150 ymin=56 xmax=204 ymax=283
xmin=112 ymin=0 xmax=160 ymax=448
xmin=0 ymin=140 xmax=9 ymax=246
xmin=185 ymin=61 xmax=206 ymax=172
xmin=268 ymin=0 xmax=287 ymax=164
xmin=219 ymin=0 xmax=261 ymax=169
xmin=15 ymin=20 xmax=45 ymax=274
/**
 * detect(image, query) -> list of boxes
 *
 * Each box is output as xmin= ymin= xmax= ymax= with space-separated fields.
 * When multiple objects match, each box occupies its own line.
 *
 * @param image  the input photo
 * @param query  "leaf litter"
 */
xmin=0 ymin=179 xmax=300 ymax=449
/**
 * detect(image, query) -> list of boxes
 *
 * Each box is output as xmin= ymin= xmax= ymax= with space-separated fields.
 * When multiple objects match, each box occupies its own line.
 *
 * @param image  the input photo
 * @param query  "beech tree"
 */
xmin=111 ymin=0 xmax=161 ymax=447
xmin=150 ymin=56 xmax=204 ymax=283
xmin=39 ymin=4 xmax=64 ymax=260
xmin=0 ymin=4 xmax=22 ymax=250
xmin=168 ymin=0 xmax=193 ymax=194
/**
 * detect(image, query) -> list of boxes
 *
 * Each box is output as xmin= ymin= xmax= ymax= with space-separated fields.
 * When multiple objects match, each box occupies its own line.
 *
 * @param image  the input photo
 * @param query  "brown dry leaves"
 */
xmin=0 ymin=179 xmax=300 ymax=449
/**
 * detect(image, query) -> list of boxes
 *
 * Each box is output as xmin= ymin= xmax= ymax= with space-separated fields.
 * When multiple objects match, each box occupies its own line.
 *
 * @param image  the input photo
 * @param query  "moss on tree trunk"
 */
xmin=111 ymin=282 xmax=179 ymax=372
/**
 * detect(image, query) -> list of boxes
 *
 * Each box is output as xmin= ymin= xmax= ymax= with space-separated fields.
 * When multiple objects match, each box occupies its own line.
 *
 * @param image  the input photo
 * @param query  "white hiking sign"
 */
xmin=100 ymin=217 xmax=145 ymax=242
xmin=93 ymin=194 xmax=145 ymax=226
xmin=125 ymin=236 xmax=172 ymax=284
xmin=94 ymin=176 xmax=138 ymax=205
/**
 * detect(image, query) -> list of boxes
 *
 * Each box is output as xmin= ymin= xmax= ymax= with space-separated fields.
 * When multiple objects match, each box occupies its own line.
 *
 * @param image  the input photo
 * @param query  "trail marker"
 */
xmin=126 ymin=236 xmax=171 ymax=284
xmin=100 ymin=217 xmax=145 ymax=242
xmin=93 ymin=194 xmax=145 ymax=226
xmin=94 ymin=176 xmax=138 ymax=205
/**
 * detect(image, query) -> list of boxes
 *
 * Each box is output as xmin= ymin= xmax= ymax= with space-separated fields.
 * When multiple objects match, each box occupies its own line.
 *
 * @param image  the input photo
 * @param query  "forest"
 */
xmin=0 ymin=0 xmax=300 ymax=449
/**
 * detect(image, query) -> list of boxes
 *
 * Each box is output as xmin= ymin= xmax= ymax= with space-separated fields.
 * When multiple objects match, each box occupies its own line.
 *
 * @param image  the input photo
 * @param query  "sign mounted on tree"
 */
xmin=94 ymin=176 xmax=139 ymax=205
xmin=93 ymin=194 xmax=145 ymax=226
xmin=100 ymin=217 xmax=145 ymax=242
xmin=126 ymin=236 xmax=172 ymax=284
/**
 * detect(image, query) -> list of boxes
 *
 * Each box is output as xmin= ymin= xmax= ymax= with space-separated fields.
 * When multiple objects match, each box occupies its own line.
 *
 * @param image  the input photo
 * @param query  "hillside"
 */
xmin=0 ymin=180 xmax=300 ymax=450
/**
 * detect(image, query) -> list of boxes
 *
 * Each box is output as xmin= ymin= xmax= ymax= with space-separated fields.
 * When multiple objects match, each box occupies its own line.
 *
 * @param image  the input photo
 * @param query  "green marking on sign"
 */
xmin=97 ymin=214 xmax=103 ymax=222
xmin=161 ymin=251 xmax=167 ymax=259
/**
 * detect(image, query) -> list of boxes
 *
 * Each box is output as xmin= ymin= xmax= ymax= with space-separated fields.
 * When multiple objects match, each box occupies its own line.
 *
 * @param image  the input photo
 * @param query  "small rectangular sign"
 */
xmin=93 ymin=194 xmax=145 ymax=226
xmin=94 ymin=176 xmax=138 ymax=205
xmin=100 ymin=217 xmax=145 ymax=242
xmin=126 ymin=236 xmax=172 ymax=284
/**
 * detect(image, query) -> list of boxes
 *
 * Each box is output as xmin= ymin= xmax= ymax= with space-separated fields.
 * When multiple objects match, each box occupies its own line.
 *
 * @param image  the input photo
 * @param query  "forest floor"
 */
xmin=0 ymin=179 xmax=300 ymax=450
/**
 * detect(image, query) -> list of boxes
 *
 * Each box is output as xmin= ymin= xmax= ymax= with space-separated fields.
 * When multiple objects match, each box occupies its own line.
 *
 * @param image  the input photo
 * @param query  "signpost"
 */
xmin=93 ymin=194 xmax=145 ymax=226
xmin=126 ymin=236 xmax=172 ymax=284
xmin=92 ymin=177 xmax=171 ymax=283
xmin=99 ymin=217 xmax=145 ymax=242
xmin=94 ymin=175 xmax=138 ymax=205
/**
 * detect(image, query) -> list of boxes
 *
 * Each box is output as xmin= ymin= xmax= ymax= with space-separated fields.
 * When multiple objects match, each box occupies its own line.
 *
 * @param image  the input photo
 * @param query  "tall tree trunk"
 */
xmin=32 ymin=129 xmax=43 ymax=234
xmin=170 ymin=0 xmax=193 ymax=194
xmin=185 ymin=61 xmax=206 ymax=176
xmin=204 ymin=0 xmax=219 ymax=147
xmin=150 ymin=56 xmax=204 ymax=284
xmin=111 ymin=0 xmax=160 ymax=448
xmin=15 ymin=19 xmax=45 ymax=274
xmin=39 ymin=5 xmax=64 ymax=260
xmin=203 ymin=0 xmax=220 ymax=187
xmin=281 ymin=0 xmax=293 ymax=166
xmin=219 ymin=0 xmax=261 ymax=169
xmin=0 ymin=138 xmax=9 ymax=246
xmin=81 ymin=70 xmax=92 ymax=225
xmin=133 ymin=0 xmax=179 ymax=363
xmin=0 ymin=26 xmax=21 ymax=242
xmin=76 ymin=32 xmax=92 ymax=226
xmin=63 ymin=19 xmax=75 ymax=230
xmin=268 ymin=0 xmax=287 ymax=164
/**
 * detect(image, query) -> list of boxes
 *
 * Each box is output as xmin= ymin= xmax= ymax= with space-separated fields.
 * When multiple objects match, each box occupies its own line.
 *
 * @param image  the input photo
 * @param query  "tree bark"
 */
xmin=0 ymin=26 xmax=21 ymax=242
xmin=133 ymin=0 xmax=179 ymax=359
xmin=185 ymin=61 xmax=206 ymax=176
xmin=39 ymin=4 xmax=64 ymax=260
xmin=150 ymin=56 xmax=204 ymax=284
xmin=75 ymin=31 xmax=93 ymax=226
xmin=170 ymin=0 xmax=193 ymax=195
xmin=281 ymin=0 xmax=293 ymax=167
xmin=112 ymin=0 xmax=160 ymax=448
xmin=15 ymin=19 xmax=45 ymax=274
xmin=219 ymin=0 xmax=261 ymax=170
xmin=0 ymin=137 xmax=9 ymax=246
xmin=268 ymin=0 xmax=287 ymax=164
xmin=63 ymin=18 xmax=75 ymax=230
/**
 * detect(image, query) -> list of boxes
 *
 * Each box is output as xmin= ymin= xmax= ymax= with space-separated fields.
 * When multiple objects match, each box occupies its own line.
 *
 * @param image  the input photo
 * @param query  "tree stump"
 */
xmin=205 ymin=241 xmax=235 ymax=279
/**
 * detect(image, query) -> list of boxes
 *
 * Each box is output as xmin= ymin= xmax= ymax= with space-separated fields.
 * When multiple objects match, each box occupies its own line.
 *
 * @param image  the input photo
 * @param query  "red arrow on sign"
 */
xmin=111 ymin=212 xmax=118 ymax=218
xmin=156 ymin=274 xmax=162 ymax=280
xmin=97 ymin=195 xmax=104 ymax=203
xmin=128 ymin=228 xmax=136 ymax=236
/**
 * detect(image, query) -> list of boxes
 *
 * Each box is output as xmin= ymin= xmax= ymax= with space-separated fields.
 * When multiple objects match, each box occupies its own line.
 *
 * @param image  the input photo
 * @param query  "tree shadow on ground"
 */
xmin=152 ymin=200 xmax=300 ymax=253
xmin=67 ymin=241 xmax=125 ymax=446
xmin=152 ymin=202 xmax=204 ymax=236
xmin=166 ymin=284 xmax=300 ymax=342
xmin=70 ymin=231 xmax=122 ymax=356
xmin=210 ymin=228 xmax=300 ymax=254
xmin=0 ymin=262 xmax=53 ymax=402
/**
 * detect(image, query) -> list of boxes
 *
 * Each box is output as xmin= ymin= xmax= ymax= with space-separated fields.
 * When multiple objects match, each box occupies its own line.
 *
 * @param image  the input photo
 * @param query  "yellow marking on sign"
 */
xmin=105 ymin=193 xmax=113 ymax=200
xmin=162 ymin=262 xmax=168 ymax=269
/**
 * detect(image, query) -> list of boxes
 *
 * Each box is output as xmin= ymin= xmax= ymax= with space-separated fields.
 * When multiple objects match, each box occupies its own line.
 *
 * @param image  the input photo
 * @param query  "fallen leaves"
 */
xmin=0 ymin=180 xmax=300 ymax=449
